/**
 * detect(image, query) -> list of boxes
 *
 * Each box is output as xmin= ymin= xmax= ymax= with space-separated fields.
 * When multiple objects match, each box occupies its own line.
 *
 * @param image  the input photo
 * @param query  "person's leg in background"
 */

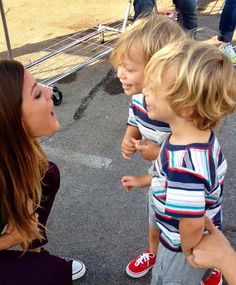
xmin=218 ymin=0 xmax=236 ymax=64
xmin=173 ymin=0 xmax=198 ymax=30
xmin=133 ymin=0 xmax=155 ymax=20
xmin=125 ymin=190 xmax=159 ymax=278
xmin=133 ymin=0 xmax=197 ymax=30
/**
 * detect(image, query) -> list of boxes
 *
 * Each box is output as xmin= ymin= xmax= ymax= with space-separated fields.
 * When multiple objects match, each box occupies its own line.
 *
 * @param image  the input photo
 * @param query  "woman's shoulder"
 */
xmin=42 ymin=161 xmax=60 ymax=188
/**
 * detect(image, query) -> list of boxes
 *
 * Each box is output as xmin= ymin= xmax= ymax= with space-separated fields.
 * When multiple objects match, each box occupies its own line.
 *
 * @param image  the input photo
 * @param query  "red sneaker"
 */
xmin=200 ymin=269 xmax=223 ymax=285
xmin=126 ymin=249 xmax=156 ymax=278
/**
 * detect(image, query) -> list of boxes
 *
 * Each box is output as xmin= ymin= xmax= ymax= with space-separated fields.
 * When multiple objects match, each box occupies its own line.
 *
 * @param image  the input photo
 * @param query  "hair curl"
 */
xmin=145 ymin=40 xmax=236 ymax=129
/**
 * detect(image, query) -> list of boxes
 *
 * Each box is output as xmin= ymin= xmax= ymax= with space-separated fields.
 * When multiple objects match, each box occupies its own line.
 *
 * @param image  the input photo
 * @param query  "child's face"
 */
xmin=143 ymin=79 xmax=174 ymax=123
xmin=117 ymin=47 xmax=146 ymax=97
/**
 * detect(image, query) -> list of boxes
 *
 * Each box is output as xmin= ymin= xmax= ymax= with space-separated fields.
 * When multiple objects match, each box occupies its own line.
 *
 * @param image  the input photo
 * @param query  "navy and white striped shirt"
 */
xmin=128 ymin=93 xmax=170 ymax=145
xmin=151 ymin=132 xmax=226 ymax=251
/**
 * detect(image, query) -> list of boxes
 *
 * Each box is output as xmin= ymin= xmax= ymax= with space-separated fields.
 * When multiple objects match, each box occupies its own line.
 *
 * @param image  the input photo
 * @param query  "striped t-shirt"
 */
xmin=128 ymin=93 xmax=170 ymax=145
xmin=151 ymin=131 xmax=226 ymax=252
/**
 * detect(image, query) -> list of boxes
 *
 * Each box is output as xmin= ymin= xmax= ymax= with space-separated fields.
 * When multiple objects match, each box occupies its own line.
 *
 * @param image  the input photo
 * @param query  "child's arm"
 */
xmin=134 ymin=138 xmax=160 ymax=161
xmin=121 ymin=174 xmax=152 ymax=192
xmin=121 ymin=125 xmax=141 ymax=160
xmin=179 ymin=217 xmax=205 ymax=258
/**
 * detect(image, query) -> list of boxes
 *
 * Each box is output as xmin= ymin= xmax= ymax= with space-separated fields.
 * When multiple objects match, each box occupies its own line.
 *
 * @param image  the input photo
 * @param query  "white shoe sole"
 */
xmin=126 ymin=265 xmax=153 ymax=278
xmin=72 ymin=262 xmax=86 ymax=280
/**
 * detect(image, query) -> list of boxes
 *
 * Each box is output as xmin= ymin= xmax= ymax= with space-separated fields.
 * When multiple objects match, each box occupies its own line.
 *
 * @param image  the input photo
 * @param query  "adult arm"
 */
xmin=191 ymin=217 xmax=236 ymax=285
xmin=0 ymin=201 xmax=39 ymax=250
xmin=0 ymin=222 xmax=24 ymax=250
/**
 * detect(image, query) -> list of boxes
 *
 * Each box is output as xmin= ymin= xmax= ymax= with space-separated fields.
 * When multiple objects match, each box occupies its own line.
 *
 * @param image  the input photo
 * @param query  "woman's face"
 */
xmin=21 ymin=70 xmax=60 ymax=140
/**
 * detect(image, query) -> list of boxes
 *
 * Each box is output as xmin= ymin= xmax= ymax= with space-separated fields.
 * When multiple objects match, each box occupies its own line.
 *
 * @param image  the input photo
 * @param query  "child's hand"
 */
xmin=121 ymin=175 xmax=151 ymax=192
xmin=134 ymin=138 xmax=160 ymax=161
xmin=121 ymin=137 xmax=137 ymax=160
xmin=121 ymin=175 xmax=142 ymax=192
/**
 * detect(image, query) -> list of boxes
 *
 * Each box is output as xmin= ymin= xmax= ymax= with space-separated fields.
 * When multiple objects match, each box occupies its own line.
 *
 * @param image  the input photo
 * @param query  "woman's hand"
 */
xmin=0 ymin=220 xmax=24 ymax=250
xmin=191 ymin=217 xmax=234 ymax=270
xmin=0 ymin=200 xmax=39 ymax=250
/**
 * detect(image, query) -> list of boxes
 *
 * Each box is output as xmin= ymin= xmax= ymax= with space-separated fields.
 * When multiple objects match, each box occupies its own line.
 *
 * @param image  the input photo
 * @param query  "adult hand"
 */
xmin=0 ymin=221 xmax=24 ymax=250
xmin=191 ymin=217 xmax=233 ymax=270
xmin=1 ymin=201 xmax=39 ymax=250
xmin=6 ymin=218 xmax=14 ymax=234
xmin=186 ymin=254 xmax=201 ymax=268
xmin=134 ymin=138 xmax=160 ymax=161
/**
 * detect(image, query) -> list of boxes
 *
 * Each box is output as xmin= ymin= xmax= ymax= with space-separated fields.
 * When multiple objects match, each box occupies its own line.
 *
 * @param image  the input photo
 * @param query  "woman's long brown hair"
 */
xmin=0 ymin=60 xmax=48 ymax=251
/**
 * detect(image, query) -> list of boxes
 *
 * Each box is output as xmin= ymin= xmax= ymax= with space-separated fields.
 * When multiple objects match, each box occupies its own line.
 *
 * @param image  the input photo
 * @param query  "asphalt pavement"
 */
xmin=40 ymin=5 xmax=236 ymax=285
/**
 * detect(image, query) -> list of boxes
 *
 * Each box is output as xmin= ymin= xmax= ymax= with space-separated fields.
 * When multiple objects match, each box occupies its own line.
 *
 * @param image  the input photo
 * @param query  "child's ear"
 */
xmin=180 ymin=106 xmax=194 ymax=118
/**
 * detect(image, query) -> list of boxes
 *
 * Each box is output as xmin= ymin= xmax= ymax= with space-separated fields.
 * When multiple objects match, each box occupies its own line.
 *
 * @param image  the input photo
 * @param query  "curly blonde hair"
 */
xmin=144 ymin=40 xmax=236 ymax=129
xmin=110 ymin=14 xmax=188 ymax=68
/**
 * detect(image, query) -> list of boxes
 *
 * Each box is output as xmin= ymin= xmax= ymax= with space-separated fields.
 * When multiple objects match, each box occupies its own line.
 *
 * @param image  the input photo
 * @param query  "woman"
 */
xmin=0 ymin=59 xmax=86 ymax=285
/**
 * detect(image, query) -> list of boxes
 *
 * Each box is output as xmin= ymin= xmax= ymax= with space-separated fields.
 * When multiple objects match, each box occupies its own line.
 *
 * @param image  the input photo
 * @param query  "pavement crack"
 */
xmin=73 ymin=68 xmax=114 ymax=120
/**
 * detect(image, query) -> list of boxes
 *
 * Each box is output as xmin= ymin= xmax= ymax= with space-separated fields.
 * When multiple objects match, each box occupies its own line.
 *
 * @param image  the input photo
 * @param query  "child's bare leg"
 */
xmin=126 ymin=191 xmax=159 ymax=278
xmin=149 ymin=226 xmax=159 ymax=254
xmin=148 ymin=187 xmax=159 ymax=254
xmin=126 ymin=225 xmax=158 ymax=278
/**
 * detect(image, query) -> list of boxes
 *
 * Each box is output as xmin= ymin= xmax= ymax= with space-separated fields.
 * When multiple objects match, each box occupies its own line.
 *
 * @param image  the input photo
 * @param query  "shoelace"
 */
xmin=210 ymin=269 xmax=221 ymax=276
xmin=135 ymin=252 xmax=154 ymax=266
xmin=60 ymin=256 xmax=72 ymax=262
xmin=224 ymin=45 xmax=236 ymax=58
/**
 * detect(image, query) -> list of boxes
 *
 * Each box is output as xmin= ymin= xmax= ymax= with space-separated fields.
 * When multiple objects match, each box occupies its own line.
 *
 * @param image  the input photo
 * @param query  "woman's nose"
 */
xmin=44 ymin=86 xmax=53 ymax=100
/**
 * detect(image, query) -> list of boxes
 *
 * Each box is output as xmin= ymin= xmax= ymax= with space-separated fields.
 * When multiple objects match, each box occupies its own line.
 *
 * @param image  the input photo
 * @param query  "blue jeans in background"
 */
xmin=133 ymin=0 xmax=198 ymax=30
xmin=133 ymin=0 xmax=155 ymax=19
xmin=173 ymin=0 xmax=198 ymax=30
xmin=218 ymin=0 xmax=236 ymax=43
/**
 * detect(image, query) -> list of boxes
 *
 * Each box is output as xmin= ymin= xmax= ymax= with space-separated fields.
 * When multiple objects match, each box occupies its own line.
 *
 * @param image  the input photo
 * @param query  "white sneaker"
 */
xmin=60 ymin=256 xmax=86 ymax=280
xmin=219 ymin=43 xmax=236 ymax=65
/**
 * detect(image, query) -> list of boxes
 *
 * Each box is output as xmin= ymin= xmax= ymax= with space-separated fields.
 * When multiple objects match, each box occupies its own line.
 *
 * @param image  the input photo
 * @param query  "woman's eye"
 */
xmin=35 ymin=91 xmax=42 ymax=99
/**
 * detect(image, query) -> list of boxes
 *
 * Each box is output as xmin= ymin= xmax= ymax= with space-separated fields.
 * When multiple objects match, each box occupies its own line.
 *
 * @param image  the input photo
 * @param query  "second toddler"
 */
xmin=110 ymin=14 xmax=187 ymax=278
xmin=131 ymin=39 xmax=236 ymax=284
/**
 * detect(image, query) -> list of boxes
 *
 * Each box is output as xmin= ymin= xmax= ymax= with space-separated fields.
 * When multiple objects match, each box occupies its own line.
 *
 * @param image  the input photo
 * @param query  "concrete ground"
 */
xmin=0 ymin=1 xmax=235 ymax=284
